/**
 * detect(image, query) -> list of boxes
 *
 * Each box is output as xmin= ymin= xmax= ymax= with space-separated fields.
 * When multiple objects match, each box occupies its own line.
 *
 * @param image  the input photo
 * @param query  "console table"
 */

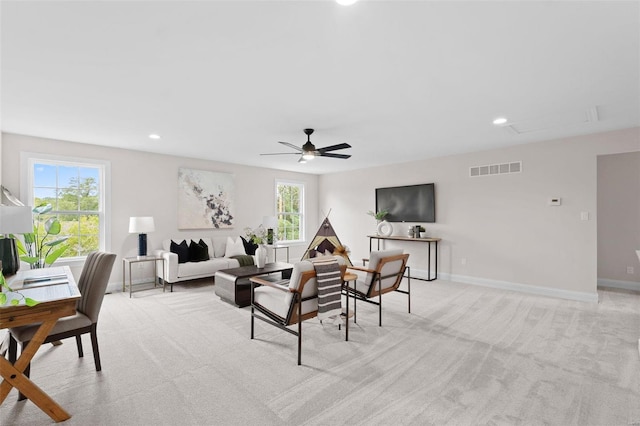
xmin=367 ymin=235 xmax=441 ymax=281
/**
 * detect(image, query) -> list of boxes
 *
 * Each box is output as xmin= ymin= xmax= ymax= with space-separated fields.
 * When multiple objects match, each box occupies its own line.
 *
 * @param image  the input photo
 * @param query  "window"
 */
xmin=276 ymin=180 xmax=304 ymax=243
xmin=22 ymin=153 xmax=110 ymax=261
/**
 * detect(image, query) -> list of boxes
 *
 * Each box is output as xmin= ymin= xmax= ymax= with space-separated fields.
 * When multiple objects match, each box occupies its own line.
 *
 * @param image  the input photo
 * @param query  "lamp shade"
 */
xmin=129 ymin=217 xmax=155 ymax=234
xmin=262 ymin=216 xmax=278 ymax=230
xmin=0 ymin=206 xmax=33 ymax=234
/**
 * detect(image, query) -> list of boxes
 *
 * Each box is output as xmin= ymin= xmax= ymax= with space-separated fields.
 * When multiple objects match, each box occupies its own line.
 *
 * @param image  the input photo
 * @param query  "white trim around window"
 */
xmin=20 ymin=151 xmax=111 ymax=266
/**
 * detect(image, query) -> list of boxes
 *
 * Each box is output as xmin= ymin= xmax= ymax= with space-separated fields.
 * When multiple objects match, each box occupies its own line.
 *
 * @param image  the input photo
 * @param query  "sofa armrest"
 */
xmin=154 ymin=249 xmax=178 ymax=283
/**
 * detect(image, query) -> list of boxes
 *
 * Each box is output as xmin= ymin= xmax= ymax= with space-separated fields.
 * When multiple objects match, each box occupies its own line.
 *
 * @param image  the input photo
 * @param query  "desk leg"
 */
xmin=435 ymin=241 xmax=438 ymax=280
xmin=0 ymin=318 xmax=71 ymax=422
xmin=428 ymin=242 xmax=432 ymax=281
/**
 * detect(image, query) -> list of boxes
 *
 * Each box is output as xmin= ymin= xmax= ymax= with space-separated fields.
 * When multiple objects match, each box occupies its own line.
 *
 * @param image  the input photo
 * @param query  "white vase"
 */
xmin=255 ymin=244 xmax=267 ymax=268
xmin=376 ymin=220 xmax=393 ymax=237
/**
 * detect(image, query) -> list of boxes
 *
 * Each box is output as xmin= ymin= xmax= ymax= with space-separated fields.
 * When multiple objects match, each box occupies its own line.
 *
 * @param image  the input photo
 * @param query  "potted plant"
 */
xmin=13 ymin=204 xmax=69 ymax=269
xmin=244 ymin=225 xmax=268 ymax=267
xmin=418 ymin=226 xmax=426 ymax=238
xmin=367 ymin=210 xmax=388 ymax=222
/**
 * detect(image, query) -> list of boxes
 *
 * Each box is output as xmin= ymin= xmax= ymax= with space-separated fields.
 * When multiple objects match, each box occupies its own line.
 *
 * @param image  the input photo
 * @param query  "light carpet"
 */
xmin=1 ymin=278 xmax=639 ymax=425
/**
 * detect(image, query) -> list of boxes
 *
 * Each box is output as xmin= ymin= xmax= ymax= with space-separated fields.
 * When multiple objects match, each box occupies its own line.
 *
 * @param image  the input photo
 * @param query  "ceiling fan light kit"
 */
xmin=261 ymin=128 xmax=352 ymax=163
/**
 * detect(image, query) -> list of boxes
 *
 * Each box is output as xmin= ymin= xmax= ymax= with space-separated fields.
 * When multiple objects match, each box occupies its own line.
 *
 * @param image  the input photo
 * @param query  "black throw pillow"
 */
xmin=189 ymin=240 xmax=210 ymax=262
xmin=170 ymin=240 xmax=189 ymax=264
xmin=198 ymin=239 xmax=210 ymax=259
xmin=241 ymin=236 xmax=258 ymax=255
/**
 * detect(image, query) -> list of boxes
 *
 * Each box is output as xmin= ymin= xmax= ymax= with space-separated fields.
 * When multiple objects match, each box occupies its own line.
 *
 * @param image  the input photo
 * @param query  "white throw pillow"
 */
xmin=224 ymin=237 xmax=246 ymax=257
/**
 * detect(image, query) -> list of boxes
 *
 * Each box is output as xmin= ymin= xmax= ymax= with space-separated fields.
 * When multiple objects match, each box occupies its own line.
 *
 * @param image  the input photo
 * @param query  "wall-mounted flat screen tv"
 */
xmin=375 ymin=183 xmax=435 ymax=223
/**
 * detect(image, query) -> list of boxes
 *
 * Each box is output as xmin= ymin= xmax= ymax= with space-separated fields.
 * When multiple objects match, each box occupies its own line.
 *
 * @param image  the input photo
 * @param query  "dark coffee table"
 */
xmin=214 ymin=262 xmax=293 ymax=307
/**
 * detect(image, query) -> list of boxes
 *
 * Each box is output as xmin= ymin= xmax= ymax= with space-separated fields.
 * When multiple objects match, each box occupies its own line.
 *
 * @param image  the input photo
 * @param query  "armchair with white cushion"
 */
xmin=249 ymin=256 xmax=347 ymax=365
xmin=344 ymin=249 xmax=410 ymax=326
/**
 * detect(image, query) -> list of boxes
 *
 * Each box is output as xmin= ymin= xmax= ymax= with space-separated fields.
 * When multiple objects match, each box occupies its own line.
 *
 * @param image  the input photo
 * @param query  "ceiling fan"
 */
xmin=261 ymin=128 xmax=351 ymax=163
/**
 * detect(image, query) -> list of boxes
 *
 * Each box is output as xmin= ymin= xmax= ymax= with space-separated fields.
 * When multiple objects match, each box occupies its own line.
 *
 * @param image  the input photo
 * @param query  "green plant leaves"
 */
xmin=45 ymin=245 xmax=68 ymax=265
xmin=45 ymin=217 xmax=61 ymax=235
xmin=33 ymin=204 xmax=53 ymax=215
xmin=25 ymin=297 xmax=39 ymax=307
xmin=0 ymin=293 xmax=6 ymax=305
xmin=20 ymin=255 xmax=40 ymax=265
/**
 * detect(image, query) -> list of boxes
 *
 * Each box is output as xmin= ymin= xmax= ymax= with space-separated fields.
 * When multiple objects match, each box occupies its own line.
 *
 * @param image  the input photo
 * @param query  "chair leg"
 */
xmin=297 ymin=297 xmax=302 ymax=366
xmin=354 ymin=293 xmax=357 ymax=323
xmin=8 ymin=334 xmax=17 ymax=364
xmin=379 ymin=279 xmax=383 ymax=327
xmin=90 ymin=324 xmax=102 ymax=371
xmin=76 ymin=335 xmax=84 ymax=358
xmin=17 ymin=341 xmax=30 ymax=401
xmin=250 ymin=284 xmax=255 ymax=340
xmin=250 ymin=306 xmax=255 ymax=339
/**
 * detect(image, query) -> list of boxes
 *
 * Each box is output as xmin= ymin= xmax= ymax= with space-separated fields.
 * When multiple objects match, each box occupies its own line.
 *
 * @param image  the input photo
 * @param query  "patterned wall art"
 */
xmin=178 ymin=168 xmax=235 ymax=229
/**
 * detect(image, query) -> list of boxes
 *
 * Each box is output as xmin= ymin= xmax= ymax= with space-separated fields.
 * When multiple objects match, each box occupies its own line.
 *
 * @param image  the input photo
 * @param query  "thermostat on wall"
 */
xmin=548 ymin=197 xmax=562 ymax=206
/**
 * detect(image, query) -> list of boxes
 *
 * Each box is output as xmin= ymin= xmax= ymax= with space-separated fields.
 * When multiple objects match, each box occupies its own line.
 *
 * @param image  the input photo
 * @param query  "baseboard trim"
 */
xmin=426 ymin=271 xmax=599 ymax=303
xmin=597 ymin=278 xmax=640 ymax=292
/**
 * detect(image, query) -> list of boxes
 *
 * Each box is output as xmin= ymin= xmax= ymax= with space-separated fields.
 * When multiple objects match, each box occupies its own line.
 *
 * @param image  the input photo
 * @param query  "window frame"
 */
xmin=20 ymin=152 xmax=111 ymax=266
xmin=275 ymin=179 xmax=305 ymax=244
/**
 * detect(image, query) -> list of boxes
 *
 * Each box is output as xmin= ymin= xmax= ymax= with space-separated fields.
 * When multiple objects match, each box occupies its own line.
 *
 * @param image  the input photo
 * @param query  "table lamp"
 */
xmin=129 ymin=216 xmax=155 ymax=257
xmin=0 ymin=206 xmax=34 ymax=276
xmin=262 ymin=216 xmax=278 ymax=245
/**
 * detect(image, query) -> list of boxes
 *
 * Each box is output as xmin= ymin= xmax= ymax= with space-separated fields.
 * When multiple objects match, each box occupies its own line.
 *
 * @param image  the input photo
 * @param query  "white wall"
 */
xmin=319 ymin=128 xmax=640 ymax=302
xmin=1 ymin=133 xmax=319 ymax=288
xmin=597 ymin=151 xmax=640 ymax=289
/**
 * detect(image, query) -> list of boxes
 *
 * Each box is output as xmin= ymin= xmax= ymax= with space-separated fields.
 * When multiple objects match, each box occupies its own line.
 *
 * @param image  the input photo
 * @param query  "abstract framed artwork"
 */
xmin=178 ymin=168 xmax=235 ymax=229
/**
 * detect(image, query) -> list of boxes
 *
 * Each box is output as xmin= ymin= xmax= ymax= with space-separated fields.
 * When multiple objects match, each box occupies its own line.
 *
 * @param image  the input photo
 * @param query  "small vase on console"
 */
xmin=255 ymin=244 xmax=267 ymax=268
xmin=376 ymin=220 xmax=393 ymax=237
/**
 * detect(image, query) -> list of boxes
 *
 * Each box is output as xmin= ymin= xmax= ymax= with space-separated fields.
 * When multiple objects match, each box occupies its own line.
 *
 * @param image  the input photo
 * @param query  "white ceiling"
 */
xmin=1 ymin=0 xmax=639 ymax=175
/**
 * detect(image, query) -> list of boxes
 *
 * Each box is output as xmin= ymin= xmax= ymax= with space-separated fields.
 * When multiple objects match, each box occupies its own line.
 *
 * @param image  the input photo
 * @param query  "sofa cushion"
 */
xmin=241 ymin=236 xmax=258 ymax=255
xmin=189 ymin=240 xmax=210 ymax=262
xmin=170 ymin=240 xmax=190 ymax=263
xmin=225 ymin=236 xmax=246 ymax=257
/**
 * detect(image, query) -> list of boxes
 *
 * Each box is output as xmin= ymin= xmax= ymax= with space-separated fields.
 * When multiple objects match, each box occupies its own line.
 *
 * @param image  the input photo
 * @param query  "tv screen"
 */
xmin=375 ymin=183 xmax=435 ymax=223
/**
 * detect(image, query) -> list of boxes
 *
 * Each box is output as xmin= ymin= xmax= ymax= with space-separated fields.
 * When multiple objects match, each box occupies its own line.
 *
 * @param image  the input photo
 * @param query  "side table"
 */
xmin=122 ymin=256 xmax=165 ymax=298
xmin=265 ymin=244 xmax=290 ymax=263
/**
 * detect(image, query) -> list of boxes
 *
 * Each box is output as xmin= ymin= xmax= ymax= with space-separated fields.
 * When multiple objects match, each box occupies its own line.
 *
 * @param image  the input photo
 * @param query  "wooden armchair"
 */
xmin=249 ymin=257 xmax=346 ymax=365
xmin=345 ymin=249 xmax=410 ymax=326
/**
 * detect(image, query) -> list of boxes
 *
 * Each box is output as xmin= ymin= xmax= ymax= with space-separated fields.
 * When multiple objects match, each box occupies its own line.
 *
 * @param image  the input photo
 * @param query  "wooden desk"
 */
xmin=0 ymin=266 xmax=81 ymax=422
xmin=368 ymin=235 xmax=441 ymax=281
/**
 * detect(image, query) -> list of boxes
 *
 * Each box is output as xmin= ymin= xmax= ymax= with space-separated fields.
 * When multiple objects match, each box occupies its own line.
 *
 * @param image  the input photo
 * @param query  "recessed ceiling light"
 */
xmin=492 ymin=117 xmax=508 ymax=125
xmin=336 ymin=0 xmax=358 ymax=5
xmin=148 ymin=134 xmax=161 ymax=140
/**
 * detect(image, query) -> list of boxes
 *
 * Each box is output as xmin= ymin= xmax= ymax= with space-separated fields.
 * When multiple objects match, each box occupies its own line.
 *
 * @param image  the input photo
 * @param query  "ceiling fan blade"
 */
xmin=317 ymin=143 xmax=351 ymax=153
xmin=277 ymin=141 xmax=303 ymax=152
xmin=319 ymin=152 xmax=351 ymax=159
xmin=260 ymin=152 xmax=300 ymax=156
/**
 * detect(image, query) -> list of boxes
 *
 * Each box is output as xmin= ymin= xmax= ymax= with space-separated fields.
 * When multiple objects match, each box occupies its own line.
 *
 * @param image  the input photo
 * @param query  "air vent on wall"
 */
xmin=470 ymin=161 xmax=522 ymax=177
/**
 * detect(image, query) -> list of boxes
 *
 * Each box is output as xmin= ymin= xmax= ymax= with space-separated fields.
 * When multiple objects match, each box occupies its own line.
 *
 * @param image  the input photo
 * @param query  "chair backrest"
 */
xmin=76 ymin=251 xmax=117 ymax=323
xmin=365 ymin=249 xmax=408 ymax=296
xmin=284 ymin=256 xmax=346 ymax=323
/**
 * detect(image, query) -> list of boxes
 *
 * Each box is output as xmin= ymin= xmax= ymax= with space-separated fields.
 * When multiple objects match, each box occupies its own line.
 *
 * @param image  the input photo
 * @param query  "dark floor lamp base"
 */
xmin=0 ymin=238 xmax=20 ymax=276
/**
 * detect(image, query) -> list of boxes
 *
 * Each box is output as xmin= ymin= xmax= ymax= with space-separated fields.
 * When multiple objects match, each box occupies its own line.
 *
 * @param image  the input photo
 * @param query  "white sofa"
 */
xmin=154 ymin=237 xmax=250 ymax=290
